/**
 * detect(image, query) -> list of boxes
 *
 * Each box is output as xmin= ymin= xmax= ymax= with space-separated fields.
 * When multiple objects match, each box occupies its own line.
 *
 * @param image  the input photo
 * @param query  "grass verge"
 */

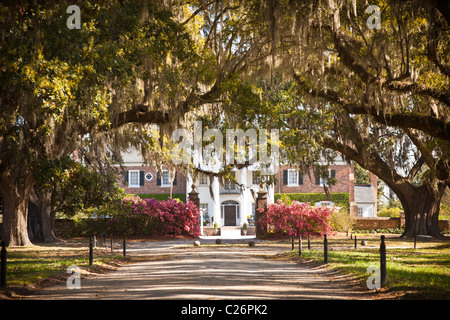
xmin=0 ymin=238 xmax=170 ymax=299
xmin=283 ymin=235 xmax=450 ymax=299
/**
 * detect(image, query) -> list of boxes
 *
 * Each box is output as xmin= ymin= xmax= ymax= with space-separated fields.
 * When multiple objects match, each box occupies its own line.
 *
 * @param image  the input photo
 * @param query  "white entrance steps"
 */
xmin=220 ymin=226 xmax=242 ymax=238
xmin=200 ymin=226 xmax=256 ymax=240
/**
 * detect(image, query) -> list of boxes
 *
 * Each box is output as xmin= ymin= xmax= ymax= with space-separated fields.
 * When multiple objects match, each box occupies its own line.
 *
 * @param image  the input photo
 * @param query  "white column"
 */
xmin=186 ymin=173 xmax=193 ymax=200
xmin=212 ymin=176 xmax=221 ymax=227
xmin=200 ymin=208 xmax=204 ymax=236
xmin=240 ymin=170 xmax=248 ymax=226
xmin=267 ymin=182 xmax=274 ymax=205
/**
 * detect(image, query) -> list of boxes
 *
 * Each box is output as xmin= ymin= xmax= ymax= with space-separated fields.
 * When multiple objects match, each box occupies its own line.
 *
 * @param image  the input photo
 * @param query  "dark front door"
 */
xmin=224 ymin=205 xmax=236 ymax=226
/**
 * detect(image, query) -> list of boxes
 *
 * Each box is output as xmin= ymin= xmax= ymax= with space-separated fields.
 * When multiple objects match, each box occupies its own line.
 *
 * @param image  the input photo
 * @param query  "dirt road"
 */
xmin=24 ymin=240 xmax=373 ymax=300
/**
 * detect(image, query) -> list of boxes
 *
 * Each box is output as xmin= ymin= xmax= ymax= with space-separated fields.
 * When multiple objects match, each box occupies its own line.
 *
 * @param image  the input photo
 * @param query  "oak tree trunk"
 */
xmin=0 ymin=173 xmax=33 ymax=246
xmin=394 ymin=183 xmax=445 ymax=239
xmin=28 ymin=186 xmax=59 ymax=243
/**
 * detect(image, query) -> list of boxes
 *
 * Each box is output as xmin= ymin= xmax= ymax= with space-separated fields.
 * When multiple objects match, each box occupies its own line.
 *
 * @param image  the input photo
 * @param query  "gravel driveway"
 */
xmin=24 ymin=240 xmax=372 ymax=300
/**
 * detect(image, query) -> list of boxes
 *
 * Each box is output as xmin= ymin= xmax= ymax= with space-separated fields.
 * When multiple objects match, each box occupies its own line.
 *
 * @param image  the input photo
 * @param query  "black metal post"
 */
xmin=380 ymin=235 xmax=387 ymax=287
xmin=89 ymin=237 xmax=94 ymax=266
xmin=298 ymin=236 xmax=302 ymax=257
xmin=414 ymin=236 xmax=417 ymax=249
xmin=354 ymin=235 xmax=357 ymax=249
xmin=307 ymin=235 xmax=311 ymax=250
xmin=123 ymin=237 xmax=126 ymax=257
xmin=111 ymin=234 xmax=114 ymax=253
xmin=1 ymin=241 xmax=6 ymax=288
xmin=324 ymin=234 xmax=328 ymax=264
xmin=291 ymin=236 xmax=294 ymax=251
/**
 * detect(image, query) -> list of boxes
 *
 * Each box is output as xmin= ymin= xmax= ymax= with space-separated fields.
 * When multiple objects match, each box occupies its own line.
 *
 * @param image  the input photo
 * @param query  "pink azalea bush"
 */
xmin=258 ymin=199 xmax=333 ymax=238
xmin=108 ymin=196 xmax=200 ymax=238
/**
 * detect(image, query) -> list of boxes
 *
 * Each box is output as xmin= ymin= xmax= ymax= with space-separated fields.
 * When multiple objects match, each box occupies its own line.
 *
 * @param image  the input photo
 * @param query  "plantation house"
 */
xmin=117 ymin=149 xmax=378 ymax=229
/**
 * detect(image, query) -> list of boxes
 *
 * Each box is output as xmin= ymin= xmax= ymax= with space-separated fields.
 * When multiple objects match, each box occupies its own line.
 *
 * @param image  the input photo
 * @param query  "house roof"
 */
xmin=121 ymin=149 xmax=144 ymax=165
xmin=354 ymin=185 xmax=376 ymax=204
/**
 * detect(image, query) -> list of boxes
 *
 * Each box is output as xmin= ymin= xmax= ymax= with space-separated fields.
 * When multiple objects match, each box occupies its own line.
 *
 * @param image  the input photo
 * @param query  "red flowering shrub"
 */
xmin=108 ymin=196 xmax=200 ymax=237
xmin=258 ymin=200 xmax=333 ymax=238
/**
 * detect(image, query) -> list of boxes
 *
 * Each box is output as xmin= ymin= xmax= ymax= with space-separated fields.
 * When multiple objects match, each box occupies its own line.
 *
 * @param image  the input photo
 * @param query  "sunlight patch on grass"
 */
xmin=286 ymin=238 xmax=450 ymax=297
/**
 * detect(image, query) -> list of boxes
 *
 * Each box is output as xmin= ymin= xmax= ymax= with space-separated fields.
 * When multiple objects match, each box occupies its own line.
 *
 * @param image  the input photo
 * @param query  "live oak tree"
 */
xmin=241 ymin=0 xmax=450 ymax=238
xmin=160 ymin=0 xmax=450 ymax=239
xmin=28 ymin=156 xmax=123 ymax=242
xmin=144 ymin=0 xmax=450 ymax=239
xmin=298 ymin=0 xmax=449 ymax=238
xmin=0 ymin=1 xmax=204 ymax=245
xmin=0 ymin=1 xmax=274 ymax=246
xmin=194 ymin=0 xmax=449 ymax=238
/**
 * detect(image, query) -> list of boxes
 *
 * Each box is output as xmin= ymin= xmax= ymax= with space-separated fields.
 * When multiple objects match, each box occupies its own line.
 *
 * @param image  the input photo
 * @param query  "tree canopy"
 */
xmin=0 ymin=0 xmax=449 ymax=244
xmin=189 ymin=0 xmax=450 ymax=237
xmin=0 ymin=1 xmax=212 ymax=245
xmin=0 ymin=0 xmax=276 ymax=245
xmin=259 ymin=0 xmax=450 ymax=237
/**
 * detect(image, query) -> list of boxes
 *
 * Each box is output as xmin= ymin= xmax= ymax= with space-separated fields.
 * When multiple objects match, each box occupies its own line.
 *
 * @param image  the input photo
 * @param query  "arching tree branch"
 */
xmin=293 ymin=73 xmax=450 ymax=141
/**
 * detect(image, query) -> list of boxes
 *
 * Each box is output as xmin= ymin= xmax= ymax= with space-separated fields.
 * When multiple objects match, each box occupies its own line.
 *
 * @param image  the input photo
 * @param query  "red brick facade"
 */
xmin=118 ymin=166 xmax=187 ymax=195
xmin=274 ymin=165 xmax=352 ymax=194
xmin=119 ymin=164 xmax=353 ymax=197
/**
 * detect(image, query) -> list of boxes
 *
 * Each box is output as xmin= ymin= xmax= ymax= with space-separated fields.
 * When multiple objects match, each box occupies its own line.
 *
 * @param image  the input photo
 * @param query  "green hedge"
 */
xmin=275 ymin=193 xmax=349 ymax=209
xmin=126 ymin=193 xmax=186 ymax=202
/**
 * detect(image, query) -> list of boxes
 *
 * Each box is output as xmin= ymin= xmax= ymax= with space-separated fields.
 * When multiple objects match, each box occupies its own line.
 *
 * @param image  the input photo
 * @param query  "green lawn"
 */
xmin=1 ymin=239 xmax=171 ymax=295
xmin=285 ymin=235 xmax=450 ymax=298
xmin=0 ymin=239 xmax=135 ymax=292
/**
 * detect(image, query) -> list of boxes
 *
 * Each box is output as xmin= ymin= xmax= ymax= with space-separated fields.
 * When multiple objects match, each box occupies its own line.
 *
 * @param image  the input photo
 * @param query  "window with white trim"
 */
xmin=318 ymin=169 xmax=336 ymax=186
xmin=161 ymin=170 xmax=171 ymax=186
xmin=252 ymin=171 xmax=261 ymax=185
xmin=199 ymin=203 xmax=208 ymax=217
xmin=287 ymin=169 xmax=298 ymax=186
xmin=358 ymin=207 xmax=364 ymax=217
xmin=128 ymin=170 xmax=140 ymax=188
xmin=199 ymin=173 xmax=208 ymax=185
xmin=223 ymin=172 xmax=236 ymax=190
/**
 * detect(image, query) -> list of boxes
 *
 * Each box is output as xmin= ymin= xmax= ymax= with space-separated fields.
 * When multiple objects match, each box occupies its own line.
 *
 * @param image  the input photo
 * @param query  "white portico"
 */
xmin=181 ymin=120 xmax=277 ymax=229
xmin=187 ymin=167 xmax=274 ymax=228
